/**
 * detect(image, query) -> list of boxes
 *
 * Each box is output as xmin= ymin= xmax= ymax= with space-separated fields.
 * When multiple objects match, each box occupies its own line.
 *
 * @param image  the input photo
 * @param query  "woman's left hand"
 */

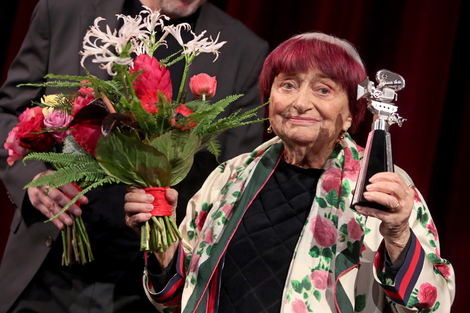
xmin=354 ymin=172 xmax=415 ymax=264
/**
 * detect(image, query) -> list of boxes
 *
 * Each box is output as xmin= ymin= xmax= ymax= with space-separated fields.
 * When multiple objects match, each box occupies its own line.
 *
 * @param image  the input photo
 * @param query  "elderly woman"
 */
xmin=125 ymin=32 xmax=455 ymax=313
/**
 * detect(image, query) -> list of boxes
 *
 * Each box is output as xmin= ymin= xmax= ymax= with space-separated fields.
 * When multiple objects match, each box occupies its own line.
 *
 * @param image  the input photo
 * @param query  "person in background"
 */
xmin=0 ymin=0 xmax=269 ymax=311
xmin=124 ymin=32 xmax=455 ymax=313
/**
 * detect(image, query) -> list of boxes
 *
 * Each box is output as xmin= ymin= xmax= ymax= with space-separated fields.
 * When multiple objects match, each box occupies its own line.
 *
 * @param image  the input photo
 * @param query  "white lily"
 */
xmin=163 ymin=23 xmax=192 ymax=47
xmin=183 ymin=31 xmax=227 ymax=62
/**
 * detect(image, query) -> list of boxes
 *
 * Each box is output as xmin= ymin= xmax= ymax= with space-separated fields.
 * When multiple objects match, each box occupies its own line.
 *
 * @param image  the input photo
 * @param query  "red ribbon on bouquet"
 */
xmin=144 ymin=187 xmax=172 ymax=216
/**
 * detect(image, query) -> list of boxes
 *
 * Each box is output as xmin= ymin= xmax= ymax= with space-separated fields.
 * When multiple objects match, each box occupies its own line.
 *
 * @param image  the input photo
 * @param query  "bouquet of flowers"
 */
xmin=4 ymin=7 xmax=265 ymax=265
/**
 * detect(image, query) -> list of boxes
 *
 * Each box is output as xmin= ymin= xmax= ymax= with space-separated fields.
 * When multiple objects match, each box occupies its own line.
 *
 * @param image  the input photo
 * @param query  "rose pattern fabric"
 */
xmin=310 ymin=215 xmax=337 ymax=247
xmin=309 ymin=270 xmax=332 ymax=290
xmin=418 ymin=283 xmax=438 ymax=309
xmin=144 ymin=135 xmax=455 ymax=313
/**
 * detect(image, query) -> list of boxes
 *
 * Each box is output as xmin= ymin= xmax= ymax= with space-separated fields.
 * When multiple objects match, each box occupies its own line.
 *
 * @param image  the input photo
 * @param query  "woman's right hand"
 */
xmin=124 ymin=186 xmax=178 ymax=235
xmin=125 ymin=187 xmax=180 ymax=269
xmin=28 ymin=170 xmax=88 ymax=230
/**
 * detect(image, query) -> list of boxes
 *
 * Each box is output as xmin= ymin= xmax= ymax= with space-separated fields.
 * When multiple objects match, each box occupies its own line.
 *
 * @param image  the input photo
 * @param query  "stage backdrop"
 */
xmin=1 ymin=0 xmax=468 ymax=311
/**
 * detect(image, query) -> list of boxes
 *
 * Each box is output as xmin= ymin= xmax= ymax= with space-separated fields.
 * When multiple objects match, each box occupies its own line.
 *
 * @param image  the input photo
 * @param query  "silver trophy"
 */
xmin=351 ymin=69 xmax=406 ymax=210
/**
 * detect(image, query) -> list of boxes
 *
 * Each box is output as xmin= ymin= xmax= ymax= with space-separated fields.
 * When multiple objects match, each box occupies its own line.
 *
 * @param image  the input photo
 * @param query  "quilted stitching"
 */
xmin=219 ymin=160 xmax=322 ymax=312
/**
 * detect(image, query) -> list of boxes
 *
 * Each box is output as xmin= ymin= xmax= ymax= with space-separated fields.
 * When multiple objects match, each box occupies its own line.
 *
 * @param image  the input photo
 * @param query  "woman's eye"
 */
xmin=318 ymin=88 xmax=329 ymax=95
xmin=282 ymin=82 xmax=294 ymax=89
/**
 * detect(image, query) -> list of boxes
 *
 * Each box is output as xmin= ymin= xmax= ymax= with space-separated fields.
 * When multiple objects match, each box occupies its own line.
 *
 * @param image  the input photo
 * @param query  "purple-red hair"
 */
xmin=259 ymin=32 xmax=368 ymax=132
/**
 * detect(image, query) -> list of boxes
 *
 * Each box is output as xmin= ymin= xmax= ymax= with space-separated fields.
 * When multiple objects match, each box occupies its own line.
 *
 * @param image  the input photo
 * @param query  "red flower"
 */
xmin=426 ymin=220 xmax=438 ymax=241
xmin=435 ymin=264 xmax=451 ymax=278
xmin=347 ymin=218 xmax=362 ymax=241
xmin=418 ymin=282 xmax=438 ymax=309
xmin=130 ymin=54 xmax=172 ymax=102
xmin=309 ymin=270 xmax=332 ymax=290
xmin=139 ymin=89 xmax=160 ymax=114
xmin=189 ymin=73 xmax=217 ymax=100
xmin=4 ymin=127 xmax=29 ymax=165
xmin=71 ymin=120 xmax=102 ymax=157
xmin=196 ymin=211 xmax=208 ymax=232
xmin=16 ymin=107 xmax=54 ymax=151
xmin=171 ymin=104 xmax=197 ymax=130
xmin=310 ymin=215 xmax=337 ymax=247
xmin=73 ymin=86 xmax=96 ymax=116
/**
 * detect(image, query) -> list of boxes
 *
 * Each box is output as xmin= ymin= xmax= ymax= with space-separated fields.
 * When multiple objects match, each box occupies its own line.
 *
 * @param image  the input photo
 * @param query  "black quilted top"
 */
xmin=219 ymin=158 xmax=322 ymax=312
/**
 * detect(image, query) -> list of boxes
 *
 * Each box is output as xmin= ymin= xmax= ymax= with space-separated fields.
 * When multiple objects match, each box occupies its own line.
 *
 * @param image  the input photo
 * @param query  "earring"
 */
xmin=267 ymin=125 xmax=273 ymax=134
xmin=339 ymin=129 xmax=348 ymax=140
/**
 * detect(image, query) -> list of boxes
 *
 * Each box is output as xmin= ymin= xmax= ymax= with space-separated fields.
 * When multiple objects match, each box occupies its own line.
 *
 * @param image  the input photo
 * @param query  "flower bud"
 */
xmin=189 ymin=73 xmax=217 ymax=100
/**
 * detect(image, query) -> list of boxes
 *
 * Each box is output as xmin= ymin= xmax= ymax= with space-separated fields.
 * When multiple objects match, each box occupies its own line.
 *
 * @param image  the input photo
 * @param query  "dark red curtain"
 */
xmin=1 ymin=0 xmax=468 ymax=311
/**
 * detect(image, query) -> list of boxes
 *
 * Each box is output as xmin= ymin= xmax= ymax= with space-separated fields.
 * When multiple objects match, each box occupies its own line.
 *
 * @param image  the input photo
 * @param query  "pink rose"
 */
xmin=72 ymin=86 xmax=96 ymax=116
xmin=4 ymin=127 xmax=29 ymax=165
xmin=426 ymin=220 xmax=438 ymax=241
xmin=18 ymin=106 xmax=42 ymax=123
xmin=310 ymin=270 xmax=332 ymax=290
xmin=196 ymin=211 xmax=208 ymax=232
xmin=130 ymin=54 xmax=172 ymax=102
xmin=291 ymin=299 xmax=308 ymax=313
xmin=189 ymin=73 xmax=217 ymax=100
xmin=189 ymin=254 xmax=200 ymax=273
xmin=43 ymin=110 xmax=72 ymax=143
xmin=310 ymin=215 xmax=337 ymax=247
xmin=16 ymin=107 xmax=54 ymax=151
xmin=204 ymin=230 xmax=215 ymax=245
xmin=435 ymin=264 xmax=451 ymax=278
xmin=171 ymin=104 xmax=197 ymax=130
xmin=347 ymin=218 xmax=362 ymax=241
xmin=418 ymin=282 xmax=438 ymax=309
xmin=221 ymin=203 xmax=233 ymax=219
xmin=343 ymin=147 xmax=360 ymax=181
xmin=321 ymin=167 xmax=342 ymax=198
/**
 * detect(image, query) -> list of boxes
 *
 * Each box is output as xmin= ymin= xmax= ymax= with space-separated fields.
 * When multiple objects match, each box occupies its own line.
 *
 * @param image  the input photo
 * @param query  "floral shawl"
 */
xmin=144 ymin=135 xmax=455 ymax=313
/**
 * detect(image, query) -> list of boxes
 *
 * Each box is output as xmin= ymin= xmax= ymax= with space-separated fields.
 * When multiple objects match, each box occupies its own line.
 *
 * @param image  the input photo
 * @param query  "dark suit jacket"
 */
xmin=0 ymin=0 xmax=269 ymax=311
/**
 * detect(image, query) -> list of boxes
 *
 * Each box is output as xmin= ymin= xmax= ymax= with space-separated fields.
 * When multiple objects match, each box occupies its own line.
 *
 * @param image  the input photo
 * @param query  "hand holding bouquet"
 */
xmin=4 ymin=7 xmax=265 ymax=264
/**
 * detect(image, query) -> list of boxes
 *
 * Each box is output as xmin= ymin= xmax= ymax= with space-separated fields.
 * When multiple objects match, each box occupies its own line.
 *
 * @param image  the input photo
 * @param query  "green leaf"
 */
xmin=322 ymin=247 xmax=333 ymax=264
xmin=301 ymin=276 xmax=312 ymax=291
xmin=316 ymin=197 xmax=328 ymax=209
xmin=326 ymin=190 xmax=339 ymax=207
xmin=350 ymin=146 xmax=359 ymax=160
xmin=149 ymin=130 xmax=201 ymax=186
xmin=340 ymin=180 xmax=351 ymax=197
xmin=309 ymin=245 xmax=321 ymax=258
xmin=355 ymin=294 xmax=366 ymax=312
xmin=291 ymin=280 xmax=303 ymax=293
xmin=313 ymin=289 xmax=321 ymax=302
xmin=95 ymin=132 xmax=171 ymax=187
xmin=427 ymin=253 xmax=442 ymax=264
xmin=420 ymin=212 xmax=429 ymax=227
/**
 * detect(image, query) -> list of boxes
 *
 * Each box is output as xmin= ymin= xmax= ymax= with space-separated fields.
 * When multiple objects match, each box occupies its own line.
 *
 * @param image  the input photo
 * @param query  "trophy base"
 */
xmin=351 ymin=129 xmax=393 ymax=211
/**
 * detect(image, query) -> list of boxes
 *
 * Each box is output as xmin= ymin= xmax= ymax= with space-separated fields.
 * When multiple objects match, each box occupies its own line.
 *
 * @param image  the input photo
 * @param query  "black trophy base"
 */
xmin=351 ymin=129 xmax=393 ymax=211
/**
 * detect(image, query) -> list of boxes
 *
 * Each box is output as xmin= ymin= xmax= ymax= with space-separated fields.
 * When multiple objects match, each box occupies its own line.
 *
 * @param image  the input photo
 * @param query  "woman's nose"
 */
xmin=292 ymin=88 xmax=314 ymax=113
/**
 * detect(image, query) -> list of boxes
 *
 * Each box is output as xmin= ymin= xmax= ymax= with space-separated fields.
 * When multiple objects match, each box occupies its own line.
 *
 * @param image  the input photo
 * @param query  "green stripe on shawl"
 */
xmin=183 ymin=143 xmax=284 ymax=313
xmin=334 ymin=238 xmax=364 ymax=313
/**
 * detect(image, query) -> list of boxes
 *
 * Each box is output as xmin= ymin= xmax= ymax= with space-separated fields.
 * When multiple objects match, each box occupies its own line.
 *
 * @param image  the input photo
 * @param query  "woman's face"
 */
xmin=269 ymin=70 xmax=352 ymax=151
